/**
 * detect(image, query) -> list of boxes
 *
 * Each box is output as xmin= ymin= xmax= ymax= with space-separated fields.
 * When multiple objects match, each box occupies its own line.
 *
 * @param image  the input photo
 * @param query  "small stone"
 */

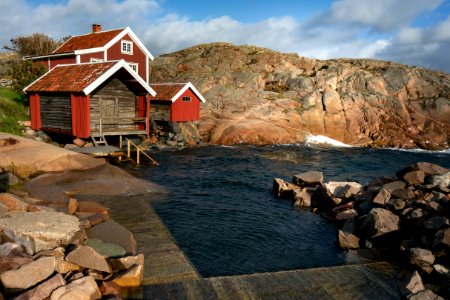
xmin=433 ymin=264 xmax=450 ymax=279
xmin=403 ymin=171 xmax=425 ymax=185
xmin=50 ymin=276 xmax=101 ymax=300
xmin=293 ymin=189 xmax=313 ymax=207
xmin=273 ymin=178 xmax=297 ymax=199
xmin=0 ymin=193 xmax=29 ymax=212
xmin=14 ymin=273 xmax=66 ymax=300
xmin=87 ymin=220 xmax=137 ymax=255
xmin=33 ymin=247 xmax=65 ymax=260
xmin=99 ymin=281 xmax=122 ymax=297
xmin=338 ymin=230 xmax=360 ymax=249
xmin=335 ymin=209 xmax=358 ymax=221
xmin=409 ymin=208 xmax=426 ymax=220
xmin=409 ymin=247 xmax=435 ymax=269
xmin=0 ymin=256 xmax=33 ymax=274
xmin=85 ymin=239 xmax=126 ymax=258
xmin=397 ymin=162 xmax=449 ymax=178
xmin=109 ymin=254 xmax=144 ymax=271
xmin=0 ymin=242 xmax=23 ymax=257
xmin=382 ymin=181 xmax=406 ymax=193
xmin=67 ymin=198 xmax=78 ymax=215
xmin=401 ymin=271 xmax=425 ymax=297
xmin=391 ymin=188 xmax=415 ymax=200
xmin=87 ymin=269 xmax=104 ymax=280
xmin=433 ymin=228 xmax=450 ymax=251
xmin=424 ymin=216 xmax=449 ymax=230
xmin=292 ymin=171 xmax=323 ymax=187
xmin=390 ymin=199 xmax=405 ymax=211
xmin=426 ymin=172 xmax=450 ymax=192
xmin=66 ymin=246 xmax=111 ymax=273
xmin=73 ymin=138 xmax=86 ymax=147
xmin=373 ymin=188 xmax=391 ymax=206
xmin=55 ymin=259 xmax=82 ymax=274
xmin=112 ymin=264 xmax=143 ymax=287
xmin=324 ymin=181 xmax=363 ymax=199
xmin=0 ymin=257 xmax=55 ymax=292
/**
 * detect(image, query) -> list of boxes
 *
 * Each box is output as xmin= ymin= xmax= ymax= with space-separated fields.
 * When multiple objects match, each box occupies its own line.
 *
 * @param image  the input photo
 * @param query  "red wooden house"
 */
xmin=27 ymin=24 xmax=153 ymax=83
xmin=149 ymin=82 xmax=206 ymax=122
xmin=23 ymin=60 xmax=156 ymax=138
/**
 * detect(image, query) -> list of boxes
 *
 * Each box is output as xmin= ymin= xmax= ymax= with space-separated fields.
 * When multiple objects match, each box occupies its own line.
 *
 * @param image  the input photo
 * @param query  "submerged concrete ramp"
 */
xmin=137 ymin=261 xmax=400 ymax=299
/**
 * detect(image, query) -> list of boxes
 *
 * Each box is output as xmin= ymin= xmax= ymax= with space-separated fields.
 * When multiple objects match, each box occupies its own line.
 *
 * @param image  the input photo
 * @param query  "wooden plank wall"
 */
xmin=150 ymin=103 xmax=170 ymax=121
xmin=90 ymin=78 xmax=136 ymax=131
xmin=40 ymin=94 xmax=72 ymax=130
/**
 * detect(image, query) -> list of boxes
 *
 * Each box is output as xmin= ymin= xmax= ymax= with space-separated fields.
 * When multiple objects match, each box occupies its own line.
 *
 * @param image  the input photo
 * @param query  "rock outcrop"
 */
xmin=151 ymin=43 xmax=449 ymax=150
xmin=273 ymin=161 xmax=450 ymax=298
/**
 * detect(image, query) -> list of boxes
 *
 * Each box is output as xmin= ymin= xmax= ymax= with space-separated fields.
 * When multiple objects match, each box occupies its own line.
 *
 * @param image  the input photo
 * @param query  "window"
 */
xmin=90 ymin=58 xmax=104 ymax=63
xmin=121 ymin=40 xmax=133 ymax=54
xmin=182 ymin=96 xmax=191 ymax=102
xmin=129 ymin=63 xmax=138 ymax=73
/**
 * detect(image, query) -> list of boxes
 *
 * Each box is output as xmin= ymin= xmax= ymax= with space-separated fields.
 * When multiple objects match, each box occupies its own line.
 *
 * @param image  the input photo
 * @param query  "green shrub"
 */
xmin=0 ymin=87 xmax=28 ymax=135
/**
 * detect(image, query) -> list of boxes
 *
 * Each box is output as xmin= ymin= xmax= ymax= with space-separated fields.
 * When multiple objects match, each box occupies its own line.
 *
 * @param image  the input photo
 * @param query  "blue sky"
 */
xmin=2 ymin=0 xmax=450 ymax=73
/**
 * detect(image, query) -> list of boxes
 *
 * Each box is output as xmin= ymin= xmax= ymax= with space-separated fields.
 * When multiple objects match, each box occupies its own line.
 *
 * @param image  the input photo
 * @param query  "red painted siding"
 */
xmin=137 ymin=95 xmax=146 ymax=130
xmin=80 ymin=52 xmax=104 ymax=63
xmin=32 ymin=59 xmax=49 ymax=70
xmin=107 ymin=34 xmax=147 ymax=81
xmin=71 ymin=93 xmax=91 ymax=138
xmin=29 ymin=93 xmax=41 ymax=130
xmin=49 ymin=56 xmax=76 ymax=69
xmin=170 ymin=88 xmax=200 ymax=122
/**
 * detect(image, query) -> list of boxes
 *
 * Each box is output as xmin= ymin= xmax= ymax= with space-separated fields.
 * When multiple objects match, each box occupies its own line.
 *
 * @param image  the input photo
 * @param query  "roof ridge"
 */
xmin=150 ymin=82 xmax=188 ymax=85
xmin=68 ymin=27 xmax=126 ymax=38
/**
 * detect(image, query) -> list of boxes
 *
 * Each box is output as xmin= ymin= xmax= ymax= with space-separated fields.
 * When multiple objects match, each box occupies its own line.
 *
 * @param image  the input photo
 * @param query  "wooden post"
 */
xmin=136 ymin=148 xmax=140 ymax=165
xmin=127 ymin=139 xmax=131 ymax=158
xmin=119 ymin=135 xmax=122 ymax=148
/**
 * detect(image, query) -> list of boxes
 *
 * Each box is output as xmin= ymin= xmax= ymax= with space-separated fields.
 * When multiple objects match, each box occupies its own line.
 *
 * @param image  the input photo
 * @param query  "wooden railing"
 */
xmin=123 ymin=138 xmax=159 ymax=166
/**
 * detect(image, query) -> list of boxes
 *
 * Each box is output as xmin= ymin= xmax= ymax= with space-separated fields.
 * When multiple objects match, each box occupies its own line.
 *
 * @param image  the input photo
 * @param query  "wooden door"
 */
xmin=100 ymin=97 xmax=118 ymax=129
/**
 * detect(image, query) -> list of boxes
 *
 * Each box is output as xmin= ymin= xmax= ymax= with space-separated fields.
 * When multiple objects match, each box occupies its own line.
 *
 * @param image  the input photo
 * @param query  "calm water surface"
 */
xmin=126 ymin=145 xmax=450 ymax=277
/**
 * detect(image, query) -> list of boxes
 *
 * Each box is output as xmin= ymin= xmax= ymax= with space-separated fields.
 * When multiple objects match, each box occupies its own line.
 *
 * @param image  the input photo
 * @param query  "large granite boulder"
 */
xmin=0 ymin=212 xmax=81 ymax=255
xmin=409 ymin=247 xmax=435 ymax=272
xmin=397 ymin=162 xmax=449 ymax=179
xmin=292 ymin=171 xmax=323 ymax=187
xmin=323 ymin=181 xmax=363 ymax=199
xmin=401 ymin=271 xmax=425 ymax=297
xmin=273 ymin=178 xmax=298 ymax=199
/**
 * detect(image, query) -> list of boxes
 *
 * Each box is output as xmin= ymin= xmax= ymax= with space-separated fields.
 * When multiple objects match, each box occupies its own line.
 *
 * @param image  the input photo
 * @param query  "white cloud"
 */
xmin=324 ymin=0 xmax=443 ymax=31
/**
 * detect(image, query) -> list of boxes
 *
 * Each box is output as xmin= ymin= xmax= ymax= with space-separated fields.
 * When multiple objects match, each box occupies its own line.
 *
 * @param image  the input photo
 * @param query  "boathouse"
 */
xmin=149 ymin=82 xmax=206 ymax=122
xmin=23 ymin=60 xmax=156 ymax=139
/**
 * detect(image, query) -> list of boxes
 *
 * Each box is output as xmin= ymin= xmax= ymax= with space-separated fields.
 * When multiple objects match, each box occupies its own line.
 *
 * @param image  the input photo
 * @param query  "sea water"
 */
xmin=126 ymin=144 xmax=450 ymax=277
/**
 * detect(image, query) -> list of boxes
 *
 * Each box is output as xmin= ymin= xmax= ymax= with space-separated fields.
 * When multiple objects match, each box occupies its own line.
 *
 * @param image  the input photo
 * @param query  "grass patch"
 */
xmin=0 ymin=87 xmax=28 ymax=135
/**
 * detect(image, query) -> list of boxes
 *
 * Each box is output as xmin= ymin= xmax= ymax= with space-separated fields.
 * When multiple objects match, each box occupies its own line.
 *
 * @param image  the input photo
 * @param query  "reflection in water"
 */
xmin=124 ymin=145 xmax=449 ymax=277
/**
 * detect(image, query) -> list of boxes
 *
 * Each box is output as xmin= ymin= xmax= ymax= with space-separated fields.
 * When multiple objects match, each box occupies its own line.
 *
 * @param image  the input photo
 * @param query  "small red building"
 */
xmin=27 ymin=24 xmax=153 ymax=83
xmin=149 ymin=82 xmax=206 ymax=122
xmin=23 ymin=60 xmax=156 ymax=138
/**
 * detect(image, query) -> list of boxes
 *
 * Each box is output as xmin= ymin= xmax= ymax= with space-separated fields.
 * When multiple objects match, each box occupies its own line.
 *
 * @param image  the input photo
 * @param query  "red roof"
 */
xmin=25 ymin=62 xmax=117 ymax=92
xmin=53 ymin=29 xmax=124 ymax=54
xmin=149 ymin=84 xmax=187 ymax=101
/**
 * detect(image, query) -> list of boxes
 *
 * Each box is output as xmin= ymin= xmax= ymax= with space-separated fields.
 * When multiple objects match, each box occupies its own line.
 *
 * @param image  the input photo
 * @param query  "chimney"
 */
xmin=92 ymin=24 xmax=101 ymax=33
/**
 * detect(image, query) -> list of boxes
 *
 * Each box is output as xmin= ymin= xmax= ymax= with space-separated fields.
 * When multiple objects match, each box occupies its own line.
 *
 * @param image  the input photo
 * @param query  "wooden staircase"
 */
xmin=91 ymin=135 xmax=109 ymax=147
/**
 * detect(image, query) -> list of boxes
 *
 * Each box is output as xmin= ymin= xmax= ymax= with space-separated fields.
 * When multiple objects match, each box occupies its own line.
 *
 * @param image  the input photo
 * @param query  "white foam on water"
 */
xmin=305 ymin=135 xmax=353 ymax=148
xmin=386 ymin=147 xmax=450 ymax=154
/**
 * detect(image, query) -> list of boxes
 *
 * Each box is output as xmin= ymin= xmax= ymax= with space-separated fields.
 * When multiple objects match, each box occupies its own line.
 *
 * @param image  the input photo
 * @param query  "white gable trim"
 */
xmin=170 ymin=82 xmax=206 ymax=103
xmin=83 ymin=60 xmax=156 ymax=96
xmin=104 ymin=27 xmax=154 ymax=61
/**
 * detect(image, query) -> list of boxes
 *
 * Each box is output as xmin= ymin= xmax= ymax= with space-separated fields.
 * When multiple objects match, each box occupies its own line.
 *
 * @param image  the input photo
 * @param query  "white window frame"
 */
xmin=121 ymin=40 xmax=133 ymax=55
xmin=182 ymin=96 xmax=191 ymax=102
xmin=129 ymin=63 xmax=138 ymax=73
xmin=90 ymin=58 xmax=104 ymax=63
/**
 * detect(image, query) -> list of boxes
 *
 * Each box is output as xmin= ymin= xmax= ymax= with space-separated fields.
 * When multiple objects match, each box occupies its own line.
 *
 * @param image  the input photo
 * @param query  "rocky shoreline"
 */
xmin=273 ymin=162 xmax=450 ymax=299
xmin=0 ymin=133 xmax=164 ymax=299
